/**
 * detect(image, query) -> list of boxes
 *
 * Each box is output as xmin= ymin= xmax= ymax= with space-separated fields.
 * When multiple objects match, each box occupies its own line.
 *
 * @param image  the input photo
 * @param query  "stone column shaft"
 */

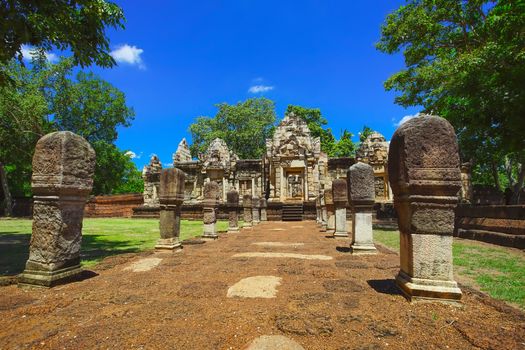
xmin=333 ymin=179 xmax=349 ymax=239
xmin=202 ymin=181 xmax=220 ymax=240
xmin=156 ymin=168 xmax=185 ymax=250
xmin=243 ymin=194 xmax=253 ymax=228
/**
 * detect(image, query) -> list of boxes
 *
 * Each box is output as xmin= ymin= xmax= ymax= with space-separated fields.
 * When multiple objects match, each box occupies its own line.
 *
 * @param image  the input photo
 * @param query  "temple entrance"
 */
xmin=285 ymin=170 xmax=304 ymax=201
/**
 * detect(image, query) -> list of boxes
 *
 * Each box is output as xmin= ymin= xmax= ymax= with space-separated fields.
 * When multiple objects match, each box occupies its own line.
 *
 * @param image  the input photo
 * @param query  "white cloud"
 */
xmin=125 ymin=150 xmax=142 ymax=159
xmin=20 ymin=45 xmax=58 ymax=63
xmin=394 ymin=113 xmax=420 ymax=127
xmin=248 ymin=85 xmax=274 ymax=94
xmin=110 ymin=44 xmax=145 ymax=69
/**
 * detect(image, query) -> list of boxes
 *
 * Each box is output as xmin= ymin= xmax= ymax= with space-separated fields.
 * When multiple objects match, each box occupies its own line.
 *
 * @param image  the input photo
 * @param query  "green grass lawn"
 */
xmin=374 ymin=229 xmax=525 ymax=309
xmin=0 ymin=218 xmax=230 ymax=275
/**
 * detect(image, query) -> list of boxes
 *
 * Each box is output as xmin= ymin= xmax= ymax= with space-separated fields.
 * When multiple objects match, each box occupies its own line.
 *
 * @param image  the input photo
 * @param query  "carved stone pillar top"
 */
xmin=226 ymin=189 xmax=240 ymax=208
xmin=203 ymin=181 xmax=220 ymax=207
xmin=243 ymin=194 xmax=253 ymax=208
xmin=252 ymin=196 xmax=261 ymax=208
xmin=324 ymin=188 xmax=333 ymax=206
xmin=159 ymin=168 xmax=186 ymax=206
xmin=332 ymin=179 xmax=348 ymax=207
xmin=31 ymin=131 xmax=96 ymax=197
xmin=388 ymin=115 xmax=461 ymax=236
xmin=260 ymin=197 xmax=267 ymax=208
xmin=347 ymin=162 xmax=375 ymax=209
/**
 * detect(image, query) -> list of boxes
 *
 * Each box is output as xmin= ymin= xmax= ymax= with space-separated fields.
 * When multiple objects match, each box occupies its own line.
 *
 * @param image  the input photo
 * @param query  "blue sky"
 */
xmin=59 ymin=1 xmax=422 ymax=168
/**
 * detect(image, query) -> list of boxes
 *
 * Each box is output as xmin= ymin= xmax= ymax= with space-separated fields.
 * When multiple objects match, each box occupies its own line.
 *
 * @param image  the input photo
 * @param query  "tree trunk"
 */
xmin=510 ymin=163 xmax=524 ymax=205
xmin=491 ymin=161 xmax=501 ymax=191
xmin=0 ymin=162 xmax=13 ymax=216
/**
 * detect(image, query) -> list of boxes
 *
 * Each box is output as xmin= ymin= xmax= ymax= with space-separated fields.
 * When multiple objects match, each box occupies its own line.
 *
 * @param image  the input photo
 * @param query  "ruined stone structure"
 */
xmin=226 ymin=189 xmax=240 ymax=233
xmin=142 ymin=155 xmax=162 ymax=207
xmin=332 ymin=179 xmax=349 ymax=239
xmin=348 ymin=162 xmax=377 ymax=254
xmin=460 ymin=162 xmax=473 ymax=203
xmin=356 ymin=132 xmax=392 ymax=202
xmin=202 ymin=181 xmax=220 ymax=239
xmin=264 ymin=113 xmax=322 ymax=202
xmin=137 ymin=112 xmax=401 ymax=221
xmin=19 ymin=131 xmax=96 ymax=287
xmin=389 ymin=115 xmax=462 ymax=302
xmin=156 ymin=168 xmax=185 ymax=250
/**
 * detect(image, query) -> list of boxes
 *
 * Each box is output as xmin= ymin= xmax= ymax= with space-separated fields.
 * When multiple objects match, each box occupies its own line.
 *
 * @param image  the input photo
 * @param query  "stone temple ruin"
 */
xmin=134 ymin=112 xmax=394 ymax=220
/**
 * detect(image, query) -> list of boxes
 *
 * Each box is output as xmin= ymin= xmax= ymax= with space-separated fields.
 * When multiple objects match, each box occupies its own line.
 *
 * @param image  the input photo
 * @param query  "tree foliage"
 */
xmin=0 ymin=54 xmax=138 ymax=200
xmin=0 ymin=0 xmax=125 ymax=68
xmin=378 ymin=0 xmax=525 ymax=202
xmin=189 ymin=98 xmax=277 ymax=159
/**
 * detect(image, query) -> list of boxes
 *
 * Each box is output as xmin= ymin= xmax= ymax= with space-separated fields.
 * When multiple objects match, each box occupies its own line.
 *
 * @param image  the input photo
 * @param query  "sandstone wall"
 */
xmin=454 ymin=204 xmax=525 ymax=249
xmin=84 ymin=194 xmax=143 ymax=218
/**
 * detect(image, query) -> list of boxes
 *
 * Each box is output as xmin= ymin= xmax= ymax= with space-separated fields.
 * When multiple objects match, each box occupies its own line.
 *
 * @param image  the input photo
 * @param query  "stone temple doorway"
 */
xmin=285 ymin=169 xmax=304 ymax=201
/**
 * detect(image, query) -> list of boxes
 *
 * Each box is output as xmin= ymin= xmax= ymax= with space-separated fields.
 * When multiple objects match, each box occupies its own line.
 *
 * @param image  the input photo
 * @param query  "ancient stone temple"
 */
xmin=264 ymin=112 xmax=322 ymax=203
xmin=142 ymin=155 xmax=162 ymax=207
xmin=136 ymin=111 xmax=380 ymax=220
xmin=356 ymin=131 xmax=392 ymax=202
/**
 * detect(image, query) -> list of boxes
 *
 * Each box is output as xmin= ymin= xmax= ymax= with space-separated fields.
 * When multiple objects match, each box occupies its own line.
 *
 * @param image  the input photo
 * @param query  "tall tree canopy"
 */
xmin=377 ymin=0 xmax=525 ymax=202
xmin=0 ymin=54 xmax=140 ymax=213
xmin=189 ymin=98 xmax=277 ymax=159
xmin=0 ymin=0 xmax=125 ymax=68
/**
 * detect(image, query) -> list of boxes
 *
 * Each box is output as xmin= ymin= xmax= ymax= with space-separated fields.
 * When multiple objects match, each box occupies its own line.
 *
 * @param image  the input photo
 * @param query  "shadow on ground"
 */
xmin=0 ymin=233 xmax=146 ymax=277
xmin=367 ymin=279 xmax=402 ymax=296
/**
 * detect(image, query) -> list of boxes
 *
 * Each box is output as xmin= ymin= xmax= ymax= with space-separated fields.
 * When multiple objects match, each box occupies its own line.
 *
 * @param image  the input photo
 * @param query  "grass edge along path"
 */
xmin=374 ymin=229 xmax=525 ymax=309
xmin=0 ymin=218 xmax=230 ymax=274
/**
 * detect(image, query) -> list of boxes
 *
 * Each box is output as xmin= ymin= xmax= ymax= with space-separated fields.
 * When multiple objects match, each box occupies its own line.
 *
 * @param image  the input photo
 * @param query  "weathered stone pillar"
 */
xmin=324 ymin=188 xmax=335 ymax=233
xmin=252 ymin=195 xmax=261 ymax=225
xmin=243 ymin=194 xmax=253 ymax=228
xmin=348 ymin=162 xmax=377 ymax=254
xmin=389 ymin=115 xmax=462 ymax=302
xmin=316 ymin=196 xmax=321 ymax=224
xmin=156 ymin=168 xmax=185 ymax=250
xmin=227 ymin=189 xmax=240 ymax=233
xmin=19 ymin=131 xmax=95 ymax=287
xmin=260 ymin=198 xmax=268 ymax=221
xmin=202 ymin=181 xmax=220 ymax=240
xmin=332 ymin=179 xmax=349 ymax=239
xmin=320 ymin=193 xmax=327 ymax=232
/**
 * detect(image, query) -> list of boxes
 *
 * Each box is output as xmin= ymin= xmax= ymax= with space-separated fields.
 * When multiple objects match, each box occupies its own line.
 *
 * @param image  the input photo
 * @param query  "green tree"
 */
xmin=332 ymin=130 xmax=356 ymax=158
xmin=377 ymin=0 xmax=525 ymax=203
xmin=0 ymin=55 xmax=137 ymax=215
xmin=285 ymin=105 xmax=336 ymax=155
xmin=0 ymin=0 xmax=125 ymax=68
xmin=189 ymin=98 xmax=276 ymax=159
xmin=359 ymin=125 xmax=373 ymax=143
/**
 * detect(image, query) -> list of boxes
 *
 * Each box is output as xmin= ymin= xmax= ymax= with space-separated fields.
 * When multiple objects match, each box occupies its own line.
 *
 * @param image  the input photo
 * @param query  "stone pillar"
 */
xmin=389 ymin=115 xmax=462 ymax=302
xmin=320 ymin=193 xmax=327 ymax=232
xmin=156 ymin=168 xmax=185 ymax=250
xmin=226 ymin=189 xmax=240 ymax=233
xmin=19 ymin=131 xmax=96 ymax=287
xmin=315 ymin=196 xmax=321 ymax=224
xmin=243 ymin=194 xmax=253 ymax=228
xmin=324 ymin=188 xmax=335 ymax=233
xmin=202 ymin=181 xmax=220 ymax=240
xmin=332 ymin=179 xmax=349 ymax=239
xmin=260 ymin=198 xmax=268 ymax=221
xmin=348 ymin=162 xmax=377 ymax=254
xmin=252 ymin=195 xmax=261 ymax=225
xmin=460 ymin=162 xmax=472 ymax=203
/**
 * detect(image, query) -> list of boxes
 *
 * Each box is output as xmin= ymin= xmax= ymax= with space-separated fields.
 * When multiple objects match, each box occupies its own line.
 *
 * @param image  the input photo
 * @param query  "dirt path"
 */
xmin=0 ymin=221 xmax=524 ymax=349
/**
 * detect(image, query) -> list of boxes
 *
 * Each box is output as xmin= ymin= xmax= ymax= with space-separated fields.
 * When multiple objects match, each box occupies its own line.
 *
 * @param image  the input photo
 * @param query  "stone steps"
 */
xmin=282 ymin=204 xmax=303 ymax=221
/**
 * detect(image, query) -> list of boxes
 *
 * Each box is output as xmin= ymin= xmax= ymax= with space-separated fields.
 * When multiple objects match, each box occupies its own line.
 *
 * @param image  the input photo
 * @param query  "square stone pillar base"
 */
xmin=350 ymin=244 xmax=377 ymax=255
xmin=228 ymin=226 xmax=240 ymax=233
xmin=155 ymin=238 xmax=182 ymax=251
xmin=396 ymin=270 xmax=462 ymax=303
xmin=202 ymin=223 xmax=218 ymax=240
xmin=18 ymin=264 xmax=83 ymax=288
